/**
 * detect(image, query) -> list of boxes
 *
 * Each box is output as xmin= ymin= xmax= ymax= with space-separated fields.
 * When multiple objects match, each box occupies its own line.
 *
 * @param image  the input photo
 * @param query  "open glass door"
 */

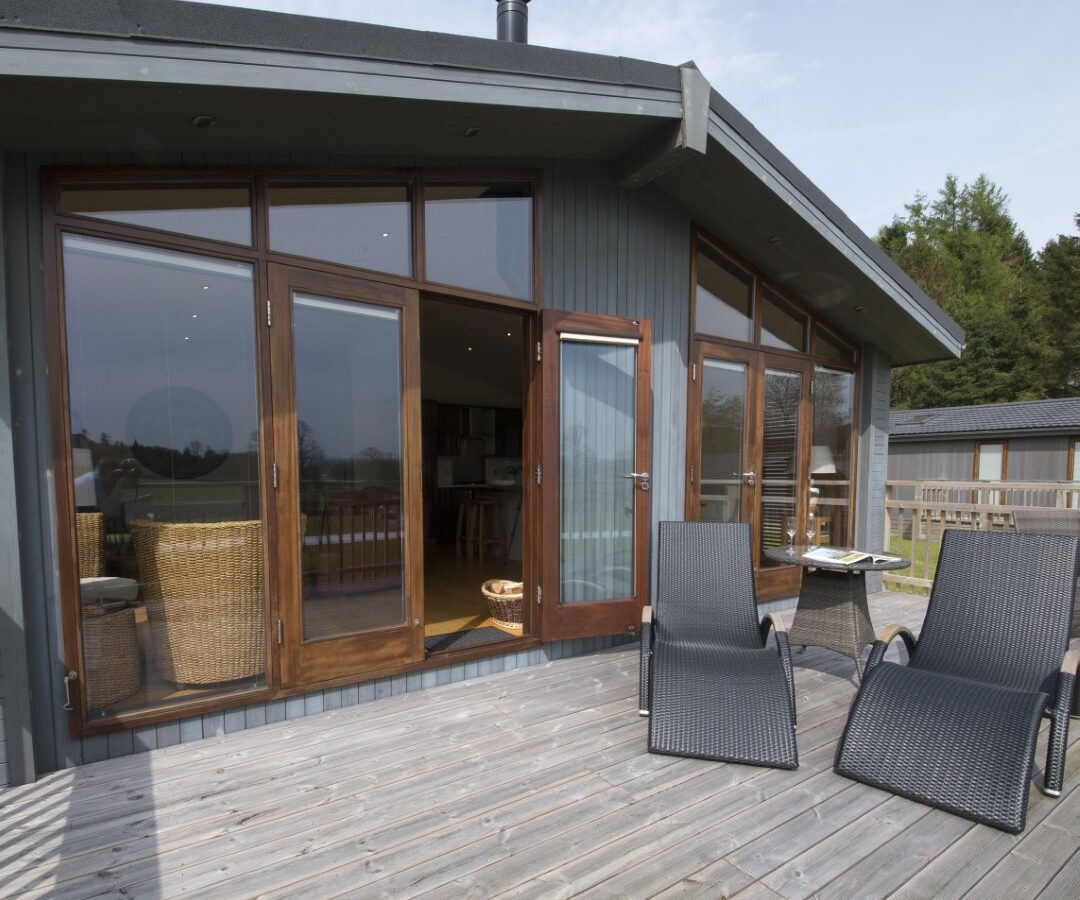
xmin=270 ymin=265 xmax=423 ymax=686
xmin=688 ymin=341 xmax=810 ymax=600
xmin=540 ymin=312 xmax=652 ymax=641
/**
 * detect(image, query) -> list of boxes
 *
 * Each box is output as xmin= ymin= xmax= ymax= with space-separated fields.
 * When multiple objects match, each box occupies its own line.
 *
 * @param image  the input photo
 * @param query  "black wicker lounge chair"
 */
xmin=639 ymin=521 xmax=798 ymax=769
xmin=835 ymin=530 xmax=1080 ymax=833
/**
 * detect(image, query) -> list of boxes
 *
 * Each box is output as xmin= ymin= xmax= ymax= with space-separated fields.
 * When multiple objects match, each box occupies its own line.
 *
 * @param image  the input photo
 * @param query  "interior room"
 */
xmin=419 ymin=296 xmax=527 ymax=654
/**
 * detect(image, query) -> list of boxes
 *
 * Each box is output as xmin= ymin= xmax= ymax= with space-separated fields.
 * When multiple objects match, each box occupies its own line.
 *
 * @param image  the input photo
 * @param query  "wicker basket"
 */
xmin=75 ymin=512 xmax=104 ymax=578
xmin=131 ymin=519 xmax=265 ymax=685
xmin=82 ymin=605 xmax=141 ymax=709
xmin=481 ymin=579 xmax=524 ymax=635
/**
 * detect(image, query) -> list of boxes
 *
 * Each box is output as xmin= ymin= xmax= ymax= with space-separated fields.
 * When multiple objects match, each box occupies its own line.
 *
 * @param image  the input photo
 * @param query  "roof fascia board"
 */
xmin=0 ymin=31 xmax=684 ymax=118
xmin=618 ymin=64 xmax=709 ymax=189
xmin=706 ymin=109 xmax=963 ymax=360
xmin=890 ymin=428 xmax=1080 ymax=442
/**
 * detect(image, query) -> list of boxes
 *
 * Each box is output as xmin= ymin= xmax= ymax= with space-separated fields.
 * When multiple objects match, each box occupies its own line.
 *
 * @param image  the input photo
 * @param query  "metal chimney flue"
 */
xmin=496 ymin=0 xmax=530 ymax=43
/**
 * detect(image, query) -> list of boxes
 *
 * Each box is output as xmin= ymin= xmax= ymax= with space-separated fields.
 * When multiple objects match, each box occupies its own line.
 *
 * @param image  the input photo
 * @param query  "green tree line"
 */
xmin=875 ymin=175 xmax=1079 ymax=409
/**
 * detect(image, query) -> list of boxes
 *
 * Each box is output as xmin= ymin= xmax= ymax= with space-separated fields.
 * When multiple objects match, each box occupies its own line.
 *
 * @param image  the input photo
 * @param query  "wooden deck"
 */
xmin=1 ymin=591 xmax=1077 ymax=899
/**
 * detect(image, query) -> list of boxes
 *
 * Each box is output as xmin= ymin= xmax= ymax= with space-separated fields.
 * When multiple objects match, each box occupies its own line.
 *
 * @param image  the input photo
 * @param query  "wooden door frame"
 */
xmin=686 ymin=340 xmax=813 ymax=602
xmin=540 ymin=310 xmax=652 ymax=642
xmin=269 ymin=263 xmax=425 ymax=686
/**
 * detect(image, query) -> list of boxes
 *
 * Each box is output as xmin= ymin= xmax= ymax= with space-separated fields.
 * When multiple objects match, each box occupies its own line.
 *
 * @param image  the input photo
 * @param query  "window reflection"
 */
xmin=425 ymin=182 xmax=532 ymax=300
xmin=760 ymin=368 xmax=802 ymax=567
xmin=63 ymin=234 xmax=264 ymax=716
xmin=761 ymin=289 xmax=808 ymax=353
xmin=60 ymin=184 xmax=252 ymax=245
xmin=810 ymin=367 xmax=855 ymax=547
xmin=698 ymin=359 xmax=746 ymax=523
xmin=269 ymin=183 xmax=412 ymax=276
xmin=695 ymin=242 xmax=754 ymax=342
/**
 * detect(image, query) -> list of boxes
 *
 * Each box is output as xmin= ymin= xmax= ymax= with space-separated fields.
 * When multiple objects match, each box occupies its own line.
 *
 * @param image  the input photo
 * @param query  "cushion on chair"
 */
xmin=835 ymin=661 xmax=1049 ymax=833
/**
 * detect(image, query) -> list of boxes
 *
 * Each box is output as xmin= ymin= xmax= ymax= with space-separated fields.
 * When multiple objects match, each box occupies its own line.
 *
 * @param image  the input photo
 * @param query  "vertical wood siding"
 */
xmin=855 ymin=346 xmax=892 ymax=593
xmin=888 ymin=435 xmax=1073 ymax=483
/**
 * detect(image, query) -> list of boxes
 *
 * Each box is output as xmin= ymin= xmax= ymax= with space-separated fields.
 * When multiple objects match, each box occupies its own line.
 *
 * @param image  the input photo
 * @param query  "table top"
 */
xmin=763 ymin=545 xmax=911 ymax=572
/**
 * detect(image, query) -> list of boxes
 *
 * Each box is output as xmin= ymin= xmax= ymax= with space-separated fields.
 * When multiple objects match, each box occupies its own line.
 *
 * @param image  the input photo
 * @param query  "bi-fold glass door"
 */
xmin=687 ymin=341 xmax=812 ymax=600
xmin=268 ymin=265 xmax=424 ymax=686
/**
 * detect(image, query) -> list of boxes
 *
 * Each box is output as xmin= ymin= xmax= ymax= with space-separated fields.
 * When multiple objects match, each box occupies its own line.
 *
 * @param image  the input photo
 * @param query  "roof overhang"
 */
xmin=0 ymin=1 xmax=963 ymax=365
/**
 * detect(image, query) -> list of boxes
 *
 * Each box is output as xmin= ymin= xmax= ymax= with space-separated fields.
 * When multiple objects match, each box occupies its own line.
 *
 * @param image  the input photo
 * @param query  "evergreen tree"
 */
xmin=876 ymin=175 xmax=1045 ymax=409
xmin=1033 ymin=214 xmax=1080 ymax=396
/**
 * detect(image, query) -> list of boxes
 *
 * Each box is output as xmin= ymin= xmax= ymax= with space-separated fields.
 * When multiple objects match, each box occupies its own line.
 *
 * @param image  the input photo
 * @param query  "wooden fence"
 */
xmin=883 ymin=479 xmax=1079 ymax=591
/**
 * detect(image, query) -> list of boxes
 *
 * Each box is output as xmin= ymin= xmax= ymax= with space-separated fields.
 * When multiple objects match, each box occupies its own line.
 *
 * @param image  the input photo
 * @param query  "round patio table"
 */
xmin=764 ymin=546 xmax=910 ymax=679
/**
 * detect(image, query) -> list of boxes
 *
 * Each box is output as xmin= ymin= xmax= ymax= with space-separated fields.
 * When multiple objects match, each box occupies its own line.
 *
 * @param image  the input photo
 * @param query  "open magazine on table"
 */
xmin=801 ymin=547 xmax=902 ymax=567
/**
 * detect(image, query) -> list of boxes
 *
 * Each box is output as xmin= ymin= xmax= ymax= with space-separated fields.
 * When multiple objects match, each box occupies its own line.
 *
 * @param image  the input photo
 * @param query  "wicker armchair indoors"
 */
xmin=640 ymin=521 xmax=798 ymax=769
xmin=835 ymin=530 xmax=1080 ymax=833
xmin=131 ymin=519 xmax=266 ymax=686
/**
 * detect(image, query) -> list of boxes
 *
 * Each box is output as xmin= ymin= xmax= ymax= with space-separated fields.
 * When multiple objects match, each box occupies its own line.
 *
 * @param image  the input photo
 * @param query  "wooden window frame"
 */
xmin=43 ymin=165 xmax=544 ymax=737
xmin=686 ymin=226 xmax=862 ymax=595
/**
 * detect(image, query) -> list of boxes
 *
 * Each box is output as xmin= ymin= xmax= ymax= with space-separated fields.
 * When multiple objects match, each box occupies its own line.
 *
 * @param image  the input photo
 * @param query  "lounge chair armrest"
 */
xmin=639 ymin=605 xmax=653 ymax=716
xmin=759 ymin=611 xmax=786 ymax=644
xmin=864 ymin=624 xmax=918 ymax=675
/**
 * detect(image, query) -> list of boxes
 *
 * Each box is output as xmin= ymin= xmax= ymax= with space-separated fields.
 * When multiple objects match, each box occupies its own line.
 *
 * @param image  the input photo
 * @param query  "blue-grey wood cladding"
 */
xmin=889 ymin=435 xmax=1074 ymax=484
xmin=855 ymin=345 xmax=892 ymax=594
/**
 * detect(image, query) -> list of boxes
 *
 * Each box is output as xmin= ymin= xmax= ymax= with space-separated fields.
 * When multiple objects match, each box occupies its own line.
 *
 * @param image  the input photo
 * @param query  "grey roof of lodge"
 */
xmin=0 ymin=0 xmax=962 ymax=346
xmin=890 ymin=398 xmax=1080 ymax=439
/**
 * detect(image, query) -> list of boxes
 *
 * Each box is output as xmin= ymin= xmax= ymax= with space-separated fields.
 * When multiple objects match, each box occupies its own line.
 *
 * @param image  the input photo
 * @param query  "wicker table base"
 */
xmin=788 ymin=569 xmax=876 ymax=677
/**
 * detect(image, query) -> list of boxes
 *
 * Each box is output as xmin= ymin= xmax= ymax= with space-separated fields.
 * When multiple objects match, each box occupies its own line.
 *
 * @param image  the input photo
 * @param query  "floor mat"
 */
xmin=425 ymin=626 xmax=518 ymax=654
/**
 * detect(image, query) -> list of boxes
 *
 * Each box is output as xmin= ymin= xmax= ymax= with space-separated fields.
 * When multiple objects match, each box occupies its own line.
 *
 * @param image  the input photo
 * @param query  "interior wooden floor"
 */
xmin=423 ymin=542 xmax=522 ymax=637
xmin=3 ymin=591 xmax=1077 ymax=899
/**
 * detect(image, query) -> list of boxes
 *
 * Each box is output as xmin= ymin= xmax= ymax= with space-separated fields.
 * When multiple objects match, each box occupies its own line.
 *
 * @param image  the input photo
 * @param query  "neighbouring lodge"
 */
xmin=0 ymin=0 xmax=962 ymax=787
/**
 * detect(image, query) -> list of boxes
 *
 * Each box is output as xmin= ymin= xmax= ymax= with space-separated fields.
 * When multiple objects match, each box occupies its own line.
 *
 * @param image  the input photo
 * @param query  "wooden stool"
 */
xmin=456 ymin=498 xmax=503 ymax=561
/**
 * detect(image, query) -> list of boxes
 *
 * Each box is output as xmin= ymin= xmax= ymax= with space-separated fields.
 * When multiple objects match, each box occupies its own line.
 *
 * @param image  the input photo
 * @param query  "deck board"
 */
xmin=1 ymin=591 xmax=1077 ymax=899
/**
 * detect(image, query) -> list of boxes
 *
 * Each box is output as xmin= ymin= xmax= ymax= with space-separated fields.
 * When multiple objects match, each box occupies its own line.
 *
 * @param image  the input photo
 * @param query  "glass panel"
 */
xmin=59 ymin=184 xmax=252 ymax=245
xmin=760 ymin=367 xmax=803 ymax=567
xmin=699 ymin=359 xmax=746 ymax=522
xmin=761 ymin=290 xmax=808 ymax=352
xmin=425 ymin=182 xmax=532 ymax=299
xmin=811 ymin=367 xmax=855 ymax=548
xmin=268 ymin=183 xmax=412 ymax=276
xmin=977 ymin=443 xmax=1004 ymax=480
xmin=816 ymin=323 xmax=856 ymax=362
xmin=294 ymin=293 xmax=405 ymax=641
xmin=63 ymin=234 xmax=263 ymax=719
xmin=559 ymin=337 xmax=637 ymax=603
xmin=695 ymin=242 xmax=753 ymax=341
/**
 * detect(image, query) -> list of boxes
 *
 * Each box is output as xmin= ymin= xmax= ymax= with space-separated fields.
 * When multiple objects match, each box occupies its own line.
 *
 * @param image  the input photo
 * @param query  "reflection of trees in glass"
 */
xmin=297 ymin=420 xmax=327 ymax=482
xmin=813 ymin=372 xmax=853 ymax=474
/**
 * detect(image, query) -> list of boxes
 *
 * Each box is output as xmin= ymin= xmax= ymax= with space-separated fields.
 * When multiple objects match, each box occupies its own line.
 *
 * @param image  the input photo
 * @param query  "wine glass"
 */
xmin=785 ymin=522 xmax=796 ymax=554
xmin=805 ymin=513 xmax=816 ymax=547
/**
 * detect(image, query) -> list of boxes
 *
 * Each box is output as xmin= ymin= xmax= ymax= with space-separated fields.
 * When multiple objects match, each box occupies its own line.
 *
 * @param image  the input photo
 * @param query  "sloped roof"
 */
xmin=890 ymin=399 xmax=1080 ymax=439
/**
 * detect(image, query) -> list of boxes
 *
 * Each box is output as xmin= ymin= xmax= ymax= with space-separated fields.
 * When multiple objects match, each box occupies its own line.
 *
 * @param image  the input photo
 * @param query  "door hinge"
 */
xmin=272 ymin=462 xmax=279 ymax=489
xmin=536 ymin=585 xmax=542 ymax=605
xmin=276 ymin=619 xmax=284 ymax=645
xmin=535 ymin=464 xmax=543 ymax=485
xmin=689 ymin=463 xmax=695 ymax=485
xmin=266 ymin=299 xmax=272 ymax=327
xmin=536 ymin=341 xmax=542 ymax=363
xmin=691 ymin=362 xmax=697 ymax=382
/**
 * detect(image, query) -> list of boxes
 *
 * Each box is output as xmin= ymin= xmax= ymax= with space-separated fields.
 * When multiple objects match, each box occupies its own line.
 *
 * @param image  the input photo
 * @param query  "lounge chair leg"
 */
xmin=1044 ymin=669 xmax=1074 ymax=796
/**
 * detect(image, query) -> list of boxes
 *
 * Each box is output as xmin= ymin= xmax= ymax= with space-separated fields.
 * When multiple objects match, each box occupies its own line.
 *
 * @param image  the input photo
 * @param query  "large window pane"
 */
xmin=63 ymin=234 xmax=264 ymax=718
xmin=424 ymin=182 xmax=532 ymax=299
xmin=695 ymin=242 xmax=753 ymax=341
xmin=560 ymin=337 xmax=637 ymax=603
xmin=699 ymin=359 xmax=746 ymax=522
xmin=60 ymin=184 xmax=252 ymax=245
xmin=294 ymin=293 xmax=406 ymax=641
xmin=815 ymin=323 xmax=856 ymax=363
xmin=760 ymin=367 xmax=802 ymax=567
xmin=269 ymin=183 xmax=411 ymax=276
xmin=811 ymin=367 xmax=855 ymax=547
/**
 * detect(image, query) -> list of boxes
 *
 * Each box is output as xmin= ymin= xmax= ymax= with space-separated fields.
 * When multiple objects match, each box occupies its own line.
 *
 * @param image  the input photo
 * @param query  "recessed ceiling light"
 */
xmin=184 ymin=336 xmax=190 ymax=341
xmin=467 ymin=346 xmax=473 ymax=352
xmin=381 ymin=232 xmax=389 ymax=238
xmin=769 ymin=235 xmax=783 ymax=246
xmin=201 ymin=285 xmax=210 ymax=291
xmin=191 ymin=114 xmax=217 ymax=129
xmin=506 ymin=331 xmax=512 ymax=337
xmin=463 ymin=126 xmax=481 ymax=138
xmin=854 ymin=305 xmax=866 ymax=313
xmin=191 ymin=314 xmax=198 ymax=319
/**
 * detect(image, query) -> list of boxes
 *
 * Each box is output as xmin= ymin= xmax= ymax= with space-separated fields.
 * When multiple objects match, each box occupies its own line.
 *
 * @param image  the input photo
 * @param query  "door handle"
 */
xmin=730 ymin=470 xmax=756 ymax=487
xmin=621 ymin=472 xmax=651 ymax=492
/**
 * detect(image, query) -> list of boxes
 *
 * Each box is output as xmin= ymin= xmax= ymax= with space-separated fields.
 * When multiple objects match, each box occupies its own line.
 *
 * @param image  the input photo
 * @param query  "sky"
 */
xmin=186 ymin=0 xmax=1079 ymax=249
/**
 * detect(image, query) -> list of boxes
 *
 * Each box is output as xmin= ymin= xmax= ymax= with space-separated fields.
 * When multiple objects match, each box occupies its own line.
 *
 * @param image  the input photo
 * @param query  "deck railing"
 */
xmin=883 ymin=479 xmax=1079 ymax=591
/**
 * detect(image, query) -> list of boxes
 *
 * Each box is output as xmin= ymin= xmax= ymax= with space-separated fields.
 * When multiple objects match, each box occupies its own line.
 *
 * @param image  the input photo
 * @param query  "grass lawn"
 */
xmin=886 ymin=535 xmax=941 ymax=594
